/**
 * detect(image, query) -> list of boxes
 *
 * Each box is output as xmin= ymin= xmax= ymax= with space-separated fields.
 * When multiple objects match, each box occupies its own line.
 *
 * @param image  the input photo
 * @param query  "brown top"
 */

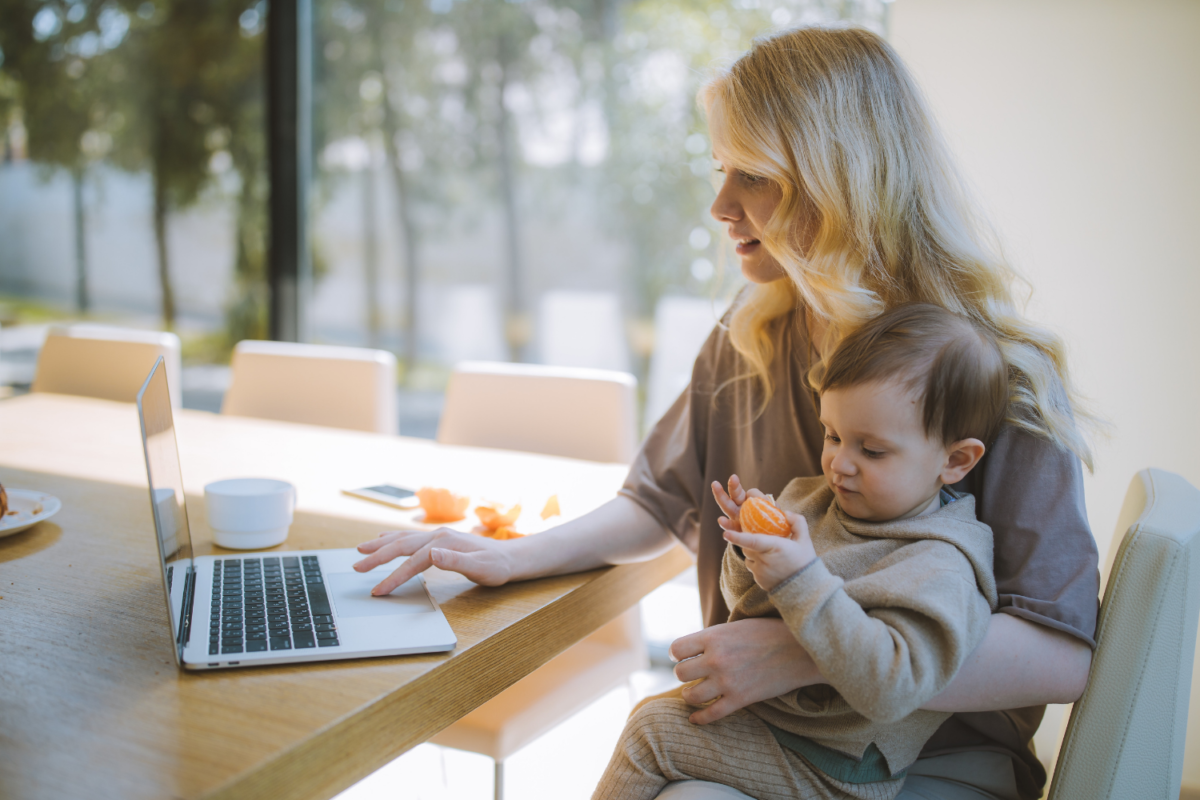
xmin=620 ymin=300 xmax=1100 ymax=799
xmin=724 ymin=478 xmax=997 ymax=775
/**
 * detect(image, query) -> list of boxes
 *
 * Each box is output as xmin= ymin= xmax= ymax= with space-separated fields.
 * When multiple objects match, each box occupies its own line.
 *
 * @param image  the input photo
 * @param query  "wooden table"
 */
xmin=0 ymin=393 xmax=692 ymax=800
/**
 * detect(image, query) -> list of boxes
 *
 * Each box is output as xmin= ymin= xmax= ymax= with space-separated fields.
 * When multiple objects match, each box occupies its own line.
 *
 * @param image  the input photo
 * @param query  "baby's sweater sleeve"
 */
xmin=769 ymin=539 xmax=993 ymax=724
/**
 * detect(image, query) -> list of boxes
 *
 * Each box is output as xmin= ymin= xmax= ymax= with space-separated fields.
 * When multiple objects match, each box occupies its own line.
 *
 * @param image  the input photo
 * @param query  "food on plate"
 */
xmin=738 ymin=496 xmax=791 ymax=536
xmin=416 ymin=487 xmax=470 ymax=523
xmin=475 ymin=502 xmax=521 ymax=531
xmin=540 ymin=494 xmax=561 ymax=520
xmin=0 ymin=482 xmax=6 ymax=518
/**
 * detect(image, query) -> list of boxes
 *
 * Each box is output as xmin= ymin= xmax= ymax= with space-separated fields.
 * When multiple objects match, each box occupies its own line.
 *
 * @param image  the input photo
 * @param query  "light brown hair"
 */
xmin=700 ymin=26 xmax=1097 ymax=467
xmin=815 ymin=303 xmax=1009 ymax=447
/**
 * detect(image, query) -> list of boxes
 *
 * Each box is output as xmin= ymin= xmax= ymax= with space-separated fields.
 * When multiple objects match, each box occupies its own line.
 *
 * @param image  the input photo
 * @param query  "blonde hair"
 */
xmin=700 ymin=26 xmax=1096 ymax=468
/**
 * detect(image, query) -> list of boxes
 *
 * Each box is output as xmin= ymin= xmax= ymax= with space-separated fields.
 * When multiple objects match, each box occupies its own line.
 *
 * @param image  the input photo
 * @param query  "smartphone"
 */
xmin=342 ymin=484 xmax=420 ymax=509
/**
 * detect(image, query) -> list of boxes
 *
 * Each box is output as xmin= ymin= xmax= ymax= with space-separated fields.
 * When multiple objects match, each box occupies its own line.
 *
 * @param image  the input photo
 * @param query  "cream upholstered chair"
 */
xmin=1047 ymin=468 xmax=1200 ymax=799
xmin=221 ymin=340 xmax=397 ymax=434
xmin=654 ymin=468 xmax=1200 ymax=800
xmin=432 ymin=360 xmax=646 ymax=800
xmin=32 ymin=324 xmax=182 ymax=408
xmin=436 ymin=360 xmax=638 ymax=463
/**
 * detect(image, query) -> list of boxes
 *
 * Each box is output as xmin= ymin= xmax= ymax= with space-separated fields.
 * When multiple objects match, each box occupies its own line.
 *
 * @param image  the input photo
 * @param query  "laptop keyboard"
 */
xmin=209 ymin=555 xmax=339 ymax=656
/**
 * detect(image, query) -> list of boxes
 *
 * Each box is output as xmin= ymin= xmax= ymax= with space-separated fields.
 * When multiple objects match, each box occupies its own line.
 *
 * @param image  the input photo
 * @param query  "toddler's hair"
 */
xmin=815 ymin=304 xmax=1009 ymax=446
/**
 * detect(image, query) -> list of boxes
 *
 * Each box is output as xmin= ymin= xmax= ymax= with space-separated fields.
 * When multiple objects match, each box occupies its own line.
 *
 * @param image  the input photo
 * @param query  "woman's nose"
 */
xmin=710 ymin=179 xmax=741 ymax=223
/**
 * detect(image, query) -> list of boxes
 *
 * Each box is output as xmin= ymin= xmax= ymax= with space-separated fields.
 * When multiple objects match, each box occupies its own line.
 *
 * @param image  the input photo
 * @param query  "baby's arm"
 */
xmin=771 ymin=544 xmax=993 ymax=723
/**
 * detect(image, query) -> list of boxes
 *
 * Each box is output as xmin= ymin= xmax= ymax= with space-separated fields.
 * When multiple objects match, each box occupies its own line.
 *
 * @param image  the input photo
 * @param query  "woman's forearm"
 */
xmin=505 ymin=494 xmax=677 ymax=581
xmin=921 ymin=613 xmax=1093 ymax=712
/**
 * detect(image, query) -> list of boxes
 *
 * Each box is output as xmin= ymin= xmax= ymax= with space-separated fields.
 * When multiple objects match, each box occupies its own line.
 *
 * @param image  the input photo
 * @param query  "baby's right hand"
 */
xmin=712 ymin=475 xmax=747 ymax=531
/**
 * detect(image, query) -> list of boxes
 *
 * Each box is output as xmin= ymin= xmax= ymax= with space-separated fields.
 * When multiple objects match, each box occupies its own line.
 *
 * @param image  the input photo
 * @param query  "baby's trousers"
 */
xmin=592 ymin=698 xmax=906 ymax=800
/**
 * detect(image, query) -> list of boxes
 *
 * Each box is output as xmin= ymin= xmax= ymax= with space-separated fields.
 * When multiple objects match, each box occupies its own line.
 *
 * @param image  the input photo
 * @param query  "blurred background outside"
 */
xmin=0 ymin=0 xmax=886 ymax=438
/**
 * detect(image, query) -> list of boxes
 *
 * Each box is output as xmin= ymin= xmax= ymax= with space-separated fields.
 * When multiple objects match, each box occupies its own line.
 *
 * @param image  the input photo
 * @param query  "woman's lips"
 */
xmin=735 ymin=239 xmax=761 ymax=255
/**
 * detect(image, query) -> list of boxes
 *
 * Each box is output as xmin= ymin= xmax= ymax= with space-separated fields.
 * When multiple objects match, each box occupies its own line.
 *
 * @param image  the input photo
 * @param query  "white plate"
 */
xmin=0 ymin=489 xmax=62 ymax=537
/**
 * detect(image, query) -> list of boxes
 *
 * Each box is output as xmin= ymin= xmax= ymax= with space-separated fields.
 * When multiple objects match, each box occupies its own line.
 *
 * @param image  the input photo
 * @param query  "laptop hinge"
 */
xmin=179 ymin=565 xmax=196 ymax=647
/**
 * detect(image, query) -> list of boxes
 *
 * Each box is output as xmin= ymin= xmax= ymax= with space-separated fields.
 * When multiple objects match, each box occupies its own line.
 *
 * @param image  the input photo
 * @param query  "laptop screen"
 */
xmin=136 ymin=356 xmax=194 ymax=665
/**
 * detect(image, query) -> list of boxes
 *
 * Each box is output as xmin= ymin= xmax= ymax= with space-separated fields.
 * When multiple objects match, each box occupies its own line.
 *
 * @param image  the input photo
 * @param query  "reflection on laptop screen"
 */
xmin=136 ymin=357 xmax=194 ymax=664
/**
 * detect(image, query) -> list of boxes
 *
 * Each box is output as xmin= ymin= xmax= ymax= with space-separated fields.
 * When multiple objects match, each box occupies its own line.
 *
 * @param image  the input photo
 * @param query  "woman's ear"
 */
xmin=941 ymin=438 xmax=986 ymax=485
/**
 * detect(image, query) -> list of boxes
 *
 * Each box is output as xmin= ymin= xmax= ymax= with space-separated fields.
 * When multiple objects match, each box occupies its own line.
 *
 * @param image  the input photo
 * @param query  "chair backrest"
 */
xmin=32 ymin=324 xmax=182 ymax=408
xmin=537 ymin=290 xmax=631 ymax=372
xmin=1048 ymin=468 xmax=1200 ymax=800
xmin=221 ymin=340 xmax=398 ymax=434
xmin=437 ymin=360 xmax=638 ymax=463
xmin=644 ymin=295 xmax=725 ymax=431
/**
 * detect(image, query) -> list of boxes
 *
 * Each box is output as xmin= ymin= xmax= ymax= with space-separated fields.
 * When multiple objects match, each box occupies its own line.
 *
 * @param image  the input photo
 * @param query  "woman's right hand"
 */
xmin=354 ymin=528 xmax=516 ymax=595
xmin=670 ymin=616 xmax=825 ymax=725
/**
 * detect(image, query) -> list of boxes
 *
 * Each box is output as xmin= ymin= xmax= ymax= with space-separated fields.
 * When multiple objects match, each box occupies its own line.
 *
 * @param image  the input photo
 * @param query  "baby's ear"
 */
xmin=942 ymin=438 xmax=986 ymax=484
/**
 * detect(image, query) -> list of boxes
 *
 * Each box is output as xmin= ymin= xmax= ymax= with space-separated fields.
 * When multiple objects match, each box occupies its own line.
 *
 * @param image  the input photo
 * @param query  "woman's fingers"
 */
xmin=727 ymin=474 xmax=747 ymax=505
xmin=716 ymin=515 xmax=743 ymax=534
xmin=355 ymin=529 xmax=432 ymax=561
xmin=429 ymin=545 xmax=510 ymax=587
xmin=667 ymin=628 xmax=707 ymax=663
xmin=689 ymin=695 xmax=742 ymax=726
xmin=711 ymin=481 xmax=740 ymax=519
xmin=368 ymin=543 xmax=436 ymax=595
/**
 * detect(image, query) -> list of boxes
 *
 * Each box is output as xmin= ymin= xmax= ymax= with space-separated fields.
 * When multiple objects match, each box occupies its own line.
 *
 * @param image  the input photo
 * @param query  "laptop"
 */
xmin=136 ymin=356 xmax=457 ymax=670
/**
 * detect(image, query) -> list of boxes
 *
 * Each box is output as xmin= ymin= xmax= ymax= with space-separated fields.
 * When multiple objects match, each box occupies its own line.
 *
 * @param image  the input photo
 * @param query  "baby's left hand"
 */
xmin=721 ymin=510 xmax=817 ymax=592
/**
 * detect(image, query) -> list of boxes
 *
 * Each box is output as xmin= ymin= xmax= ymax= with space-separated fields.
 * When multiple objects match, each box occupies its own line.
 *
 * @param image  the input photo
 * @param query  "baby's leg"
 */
xmin=593 ymin=698 xmax=902 ymax=800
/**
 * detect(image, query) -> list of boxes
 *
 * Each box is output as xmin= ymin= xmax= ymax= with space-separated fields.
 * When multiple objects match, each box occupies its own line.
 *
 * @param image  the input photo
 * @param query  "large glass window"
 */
xmin=0 ymin=0 xmax=266 ymax=409
xmin=1 ymin=0 xmax=885 ymax=428
xmin=310 ymin=0 xmax=886 ymax=434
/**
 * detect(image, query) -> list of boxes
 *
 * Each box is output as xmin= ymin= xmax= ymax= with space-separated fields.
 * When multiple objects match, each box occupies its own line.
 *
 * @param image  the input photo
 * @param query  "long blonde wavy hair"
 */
xmin=700 ymin=25 xmax=1096 ymax=468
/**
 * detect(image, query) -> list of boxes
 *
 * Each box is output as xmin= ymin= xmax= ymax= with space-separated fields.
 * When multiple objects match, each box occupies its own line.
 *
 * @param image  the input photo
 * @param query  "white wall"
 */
xmin=890 ymin=0 xmax=1200 ymax=788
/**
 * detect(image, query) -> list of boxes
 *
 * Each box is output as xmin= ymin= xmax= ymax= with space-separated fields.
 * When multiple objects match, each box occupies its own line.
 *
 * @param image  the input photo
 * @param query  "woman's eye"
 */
xmin=824 ymin=433 xmax=840 ymax=444
xmin=862 ymin=448 xmax=884 ymax=459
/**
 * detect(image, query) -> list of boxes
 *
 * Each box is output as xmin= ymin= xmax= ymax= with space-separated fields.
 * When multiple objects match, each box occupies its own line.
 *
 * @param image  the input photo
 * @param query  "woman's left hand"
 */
xmin=669 ymin=616 xmax=825 ymax=725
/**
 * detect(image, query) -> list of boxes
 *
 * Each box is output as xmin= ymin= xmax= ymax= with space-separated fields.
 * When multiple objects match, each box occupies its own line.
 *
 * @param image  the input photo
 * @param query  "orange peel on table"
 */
xmin=540 ymin=494 xmax=561 ymax=521
xmin=738 ymin=496 xmax=791 ymax=536
xmin=475 ymin=502 xmax=522 ymax=531
xmin=489 ymin=526 xmax=526 ymax=541
xmin=416 ymin=487 xmax=470 ymax=523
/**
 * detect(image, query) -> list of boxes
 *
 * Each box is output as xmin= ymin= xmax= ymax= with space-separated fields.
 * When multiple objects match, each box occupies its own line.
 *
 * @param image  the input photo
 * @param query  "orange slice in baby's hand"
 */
xmin=475 ymin=502 xmax=521 ymax=531
xmin=540 ymin=494 xmax=561 ymax=520
xmin=738 ymin=496 xmax=791 ymax=536
xmin=417 ymin=487 xmax=470 ymax=523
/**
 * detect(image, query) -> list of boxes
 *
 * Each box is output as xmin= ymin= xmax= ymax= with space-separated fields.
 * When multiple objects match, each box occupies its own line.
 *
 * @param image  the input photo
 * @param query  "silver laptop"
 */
xmin=136 ymin=356 xmax=457 ymax=670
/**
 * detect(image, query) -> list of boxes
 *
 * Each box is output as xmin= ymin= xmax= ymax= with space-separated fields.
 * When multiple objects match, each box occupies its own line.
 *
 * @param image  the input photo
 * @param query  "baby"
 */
xmin=593 ymin=303 xmax=1009 ymax=800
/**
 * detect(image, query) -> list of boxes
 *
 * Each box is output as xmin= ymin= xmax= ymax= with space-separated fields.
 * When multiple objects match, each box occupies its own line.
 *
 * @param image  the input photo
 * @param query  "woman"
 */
xmin=356 ymin=26 xmax=1099 ymax=800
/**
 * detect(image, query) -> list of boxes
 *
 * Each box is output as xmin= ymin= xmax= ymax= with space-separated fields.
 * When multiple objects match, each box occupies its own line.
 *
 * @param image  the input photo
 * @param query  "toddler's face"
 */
xmin=819 ymin=380 xmax=953 ymax=522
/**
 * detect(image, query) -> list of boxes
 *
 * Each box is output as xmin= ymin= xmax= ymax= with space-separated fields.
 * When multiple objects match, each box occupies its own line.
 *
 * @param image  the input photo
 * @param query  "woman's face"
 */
xmin=710 ymin=150 xmax=787 ymax=284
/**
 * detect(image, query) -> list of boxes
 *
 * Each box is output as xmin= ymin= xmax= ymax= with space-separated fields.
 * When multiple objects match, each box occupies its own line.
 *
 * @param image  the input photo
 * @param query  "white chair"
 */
xmin=654 ymin=468 xmax=1200 ymax=800
xmin=437 ymin=360 xmax=638 ymax=464
xmin=431 ymin=359 xmax=647 ymax=800
xmin=1047 ymin=468 xmax=1200 ymax=799
xmin=537 ymin=290 xmax=631 ymax=373
xmin=221 ymin=340 xmax=397 ymax=434
xmin=643 ymin=295 xmax=726 ymax=431
xmin=32 ymin=324 xmax=182 ymax=408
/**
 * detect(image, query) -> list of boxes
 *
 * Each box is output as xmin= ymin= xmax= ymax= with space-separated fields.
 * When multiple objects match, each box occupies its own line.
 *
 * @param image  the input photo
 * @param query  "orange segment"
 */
xmin=491 ymin=526 xmax=526 ymax=541
xmin=475 ymin=502 xmax=521 ymax=531
xmin=739 ymin=496 xmax=790 ymax=536
xmin=416 ymin=487 xmax=470 ymax=523
xmin=540 ymin=494 xmax=561 ymax=520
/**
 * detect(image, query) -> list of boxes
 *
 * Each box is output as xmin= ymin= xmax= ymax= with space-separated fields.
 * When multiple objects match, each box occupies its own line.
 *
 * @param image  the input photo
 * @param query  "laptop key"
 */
xmin=246 ymin=640 xmax=268 ymax=652
xmin=221 ymin=645 xmax=244 ymax=654
xmin=269 ymin=637 xmax=291 ymax=650
xmin=318 ymin=637 xmax=339 ymax=647
xmin=293 ymin=632 xmax=316 ymax=648
xmin=307 ymin=584 xmax=332 ymax=616
xmin=246 ymin=631 xmax=267 ymax=640
xmin=313 ymin=615 xmax=332 ymax=624
xmin=317 ymin=630 xmax=337 ymax=639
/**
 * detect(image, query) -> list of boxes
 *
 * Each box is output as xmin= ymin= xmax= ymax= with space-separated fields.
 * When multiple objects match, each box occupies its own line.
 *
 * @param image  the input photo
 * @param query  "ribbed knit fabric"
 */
xmin=591 ymin=697 xmax=906 ymax=800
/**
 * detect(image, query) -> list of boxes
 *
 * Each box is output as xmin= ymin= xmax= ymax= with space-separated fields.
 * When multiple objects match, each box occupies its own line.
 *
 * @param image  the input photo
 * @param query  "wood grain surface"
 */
xmin=0 ymin=394 xmax=693 ymax=800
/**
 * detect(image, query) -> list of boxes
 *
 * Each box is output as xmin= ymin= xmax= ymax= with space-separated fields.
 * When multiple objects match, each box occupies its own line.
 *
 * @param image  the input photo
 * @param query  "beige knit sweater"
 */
xmin=721 ymin=476 xmax=998 ymax=778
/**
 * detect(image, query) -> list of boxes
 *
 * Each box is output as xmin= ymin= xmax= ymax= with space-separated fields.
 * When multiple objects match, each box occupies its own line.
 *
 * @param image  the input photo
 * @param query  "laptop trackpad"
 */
xmin=327 ymin=572 xmax=435 ymax=617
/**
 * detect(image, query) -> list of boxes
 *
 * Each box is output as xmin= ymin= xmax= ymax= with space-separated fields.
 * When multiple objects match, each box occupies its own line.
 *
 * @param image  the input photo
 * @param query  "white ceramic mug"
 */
xmin=204 ymin=478 xmax=296 ymax=550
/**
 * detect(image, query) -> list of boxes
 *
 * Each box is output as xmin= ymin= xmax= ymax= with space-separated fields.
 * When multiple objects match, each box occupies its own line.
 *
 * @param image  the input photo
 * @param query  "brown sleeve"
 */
xmin=956 ymin=425 xmax=1100 ymax=647
xmin=617 ymin=321 xmax=721 ymax=557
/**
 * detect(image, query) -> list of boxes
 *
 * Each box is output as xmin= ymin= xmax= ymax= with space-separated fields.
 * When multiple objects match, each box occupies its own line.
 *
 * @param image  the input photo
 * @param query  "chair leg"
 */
xmin=494 ymin=759 xmax=504 ymax=800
